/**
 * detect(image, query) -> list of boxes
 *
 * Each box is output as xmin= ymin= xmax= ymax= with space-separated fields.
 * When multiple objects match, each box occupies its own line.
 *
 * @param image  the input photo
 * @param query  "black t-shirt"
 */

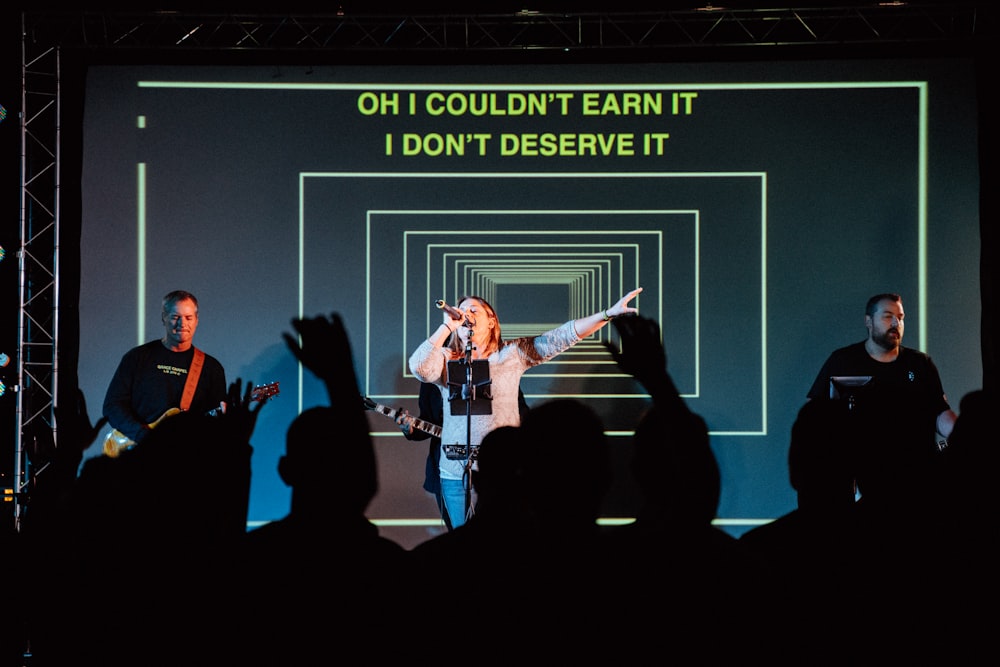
xmin=103 ymin=340 xmax=227 ymax=444
xmin=806 ymin=341 xmax=951 ymax=500
xmin=807 ymin=341 xmax=950 ymax=417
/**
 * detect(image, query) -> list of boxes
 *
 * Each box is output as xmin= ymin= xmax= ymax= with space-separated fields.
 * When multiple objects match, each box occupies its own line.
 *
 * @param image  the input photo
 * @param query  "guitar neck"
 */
xmin=365 ymin=399 xmax=442 ymax=438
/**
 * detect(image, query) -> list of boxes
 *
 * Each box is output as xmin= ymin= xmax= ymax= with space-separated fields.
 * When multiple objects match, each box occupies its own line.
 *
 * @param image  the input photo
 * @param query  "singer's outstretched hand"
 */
xmin=573 ymin=287 xmax=644 ymax=339
xmin=609 ymin=287 xmax=643 ymax=318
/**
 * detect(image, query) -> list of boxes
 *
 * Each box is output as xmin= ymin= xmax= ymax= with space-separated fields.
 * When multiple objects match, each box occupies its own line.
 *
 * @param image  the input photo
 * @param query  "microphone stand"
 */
xmin=461 ymin=320 xmax=476 ymax=524
xmin=441 ymin=301 xmax=491 ymax=527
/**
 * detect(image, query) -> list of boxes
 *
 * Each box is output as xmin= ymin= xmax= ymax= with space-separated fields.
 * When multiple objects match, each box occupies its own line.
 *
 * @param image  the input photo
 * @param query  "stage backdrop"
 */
xmin=76 ymin=58 xmax=982 ymax=546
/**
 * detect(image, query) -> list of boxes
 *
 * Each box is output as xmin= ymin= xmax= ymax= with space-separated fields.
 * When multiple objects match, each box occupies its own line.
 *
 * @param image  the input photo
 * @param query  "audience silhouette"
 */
xmin=1 ymin=512 xmax=26 ymax=667
xmin=407 ymin=424 xmax=535 ymax=644
xmin=521 ymin=397 xmax=618 ymax=656
xmin=24 ymin=379 xmax=261 ymax=667
xmin=14 ymin=388 xmax=108 ymax=666
xmin=229 ymin=312 xmax=409 ymax=662
xmin=407 ymin=396 xmax=613 ymax=658
xmin=857 ymin=387 xmax=995 ymax=661
xmin=600 ymin=314 xmax=766 ymax=655
xmin=930 ymin=389 xmax=995 ymax=655
xmin=409 ymin=424 xmax=532 ymax=560
xmin=7 ymin=305 xmax=990 ymax=664
xmin=935 ymin=389 xmax=994 ymax=548
xmin=18 ymin=388 xmax=108 ymax=536
xmin=738 ymin=398 xmax=861 ymax=658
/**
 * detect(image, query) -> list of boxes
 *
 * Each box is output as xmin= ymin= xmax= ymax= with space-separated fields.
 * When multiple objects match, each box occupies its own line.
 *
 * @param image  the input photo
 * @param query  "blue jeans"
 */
xmin=440 ymin=477 xmax=476 ymax=529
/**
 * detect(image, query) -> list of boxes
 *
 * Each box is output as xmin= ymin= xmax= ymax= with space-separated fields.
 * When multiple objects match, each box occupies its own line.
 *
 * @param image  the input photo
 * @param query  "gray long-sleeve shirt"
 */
xmin=408 ymin=320 xmax=580 ymax=481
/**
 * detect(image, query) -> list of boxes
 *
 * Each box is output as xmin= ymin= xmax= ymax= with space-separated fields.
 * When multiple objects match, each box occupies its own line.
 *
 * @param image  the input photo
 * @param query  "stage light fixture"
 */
xmin=0 ymin=352 xmax=8 ymax=398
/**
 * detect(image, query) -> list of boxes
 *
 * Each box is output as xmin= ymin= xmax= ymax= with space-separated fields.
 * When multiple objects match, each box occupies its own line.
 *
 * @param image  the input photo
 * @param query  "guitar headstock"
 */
xmin=251 ymin=382 xmax=280 ymax=402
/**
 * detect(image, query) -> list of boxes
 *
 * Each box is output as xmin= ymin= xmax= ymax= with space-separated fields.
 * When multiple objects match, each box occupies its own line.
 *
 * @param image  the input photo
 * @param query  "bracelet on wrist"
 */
xmin=602 ymin=309 xmax=613 ymax=321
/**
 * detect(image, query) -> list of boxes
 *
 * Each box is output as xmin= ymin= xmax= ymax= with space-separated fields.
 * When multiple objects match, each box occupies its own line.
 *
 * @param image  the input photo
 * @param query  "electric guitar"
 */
xmin=362 ymin=396 xmax=442 ymax=438
xmin=102 ymin=381 xmax=280 ymax=458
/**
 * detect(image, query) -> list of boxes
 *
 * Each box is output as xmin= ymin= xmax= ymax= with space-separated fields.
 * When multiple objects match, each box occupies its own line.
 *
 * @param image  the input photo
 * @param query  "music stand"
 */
xmin=447 ymin=360 xmax=492 ymax=415
xmin=829 ymin=375 xmax=872 ymax=411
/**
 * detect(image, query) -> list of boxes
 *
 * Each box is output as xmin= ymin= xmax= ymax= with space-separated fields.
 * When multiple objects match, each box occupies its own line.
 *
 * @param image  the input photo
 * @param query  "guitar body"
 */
xmin=103 ymin=407 xmax=181 ymax=458
xmin=102 ymin=381 xmax=280 ymax=458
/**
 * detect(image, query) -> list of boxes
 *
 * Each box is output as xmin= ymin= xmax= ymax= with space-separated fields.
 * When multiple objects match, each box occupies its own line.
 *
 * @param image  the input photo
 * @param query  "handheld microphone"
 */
xmin=435 ymin=299 xmax=464 ymax=321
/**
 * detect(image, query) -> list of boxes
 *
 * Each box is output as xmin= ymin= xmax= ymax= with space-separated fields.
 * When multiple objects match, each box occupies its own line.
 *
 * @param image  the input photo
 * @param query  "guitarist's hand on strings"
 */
xmin=394 ymin=407 xmax=414 ymax=436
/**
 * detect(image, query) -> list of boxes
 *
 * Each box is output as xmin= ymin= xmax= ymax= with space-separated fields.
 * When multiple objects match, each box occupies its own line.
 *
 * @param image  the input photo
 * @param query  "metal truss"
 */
xmin=10 ymin=3 xmax=995 ymax=524
xmin=19 ymin=4 xmax=993 ymax=54
xmin=12 ymin=25 xmax=61 ymax=528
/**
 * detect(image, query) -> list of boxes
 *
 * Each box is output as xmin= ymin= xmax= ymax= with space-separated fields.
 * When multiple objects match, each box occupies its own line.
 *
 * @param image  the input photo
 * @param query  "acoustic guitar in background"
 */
xmin=102 ymin=381 xmax=280 ymax=458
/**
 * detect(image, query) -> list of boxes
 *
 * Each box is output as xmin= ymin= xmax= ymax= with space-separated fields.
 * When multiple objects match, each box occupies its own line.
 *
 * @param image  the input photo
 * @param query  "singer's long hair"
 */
xmin=445 ymin=295 xmax=503 ymax=358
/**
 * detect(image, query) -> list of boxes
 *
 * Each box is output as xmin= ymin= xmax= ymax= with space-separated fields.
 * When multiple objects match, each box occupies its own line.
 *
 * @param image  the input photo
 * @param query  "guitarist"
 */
xmin=102 ymin=290 xmax=227 ymax=450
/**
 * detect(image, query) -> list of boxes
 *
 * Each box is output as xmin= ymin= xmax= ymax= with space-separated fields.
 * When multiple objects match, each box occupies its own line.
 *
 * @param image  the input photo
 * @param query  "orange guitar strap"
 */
xmin=180 ymin=347 xmax=205 ymax=412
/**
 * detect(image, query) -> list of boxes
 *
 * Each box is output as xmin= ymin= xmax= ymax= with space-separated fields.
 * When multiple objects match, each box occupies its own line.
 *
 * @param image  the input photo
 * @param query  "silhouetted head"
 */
xmin=939 ymin=389 xmax=995 ymax=513
xmin=946 ymin=389 xmax=990 ymax=454
xmin=280 ymin=406 xmax=376 ymax=514
xmin=632 ymin=405 xmax=719 ymax=525
xmin=788 ymin=400 xmax=857 ymax=509
xmin=472 ymin=425 xmax=529 ymax=515
xmin=518 ymin=398 xmax=611 ymax=527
